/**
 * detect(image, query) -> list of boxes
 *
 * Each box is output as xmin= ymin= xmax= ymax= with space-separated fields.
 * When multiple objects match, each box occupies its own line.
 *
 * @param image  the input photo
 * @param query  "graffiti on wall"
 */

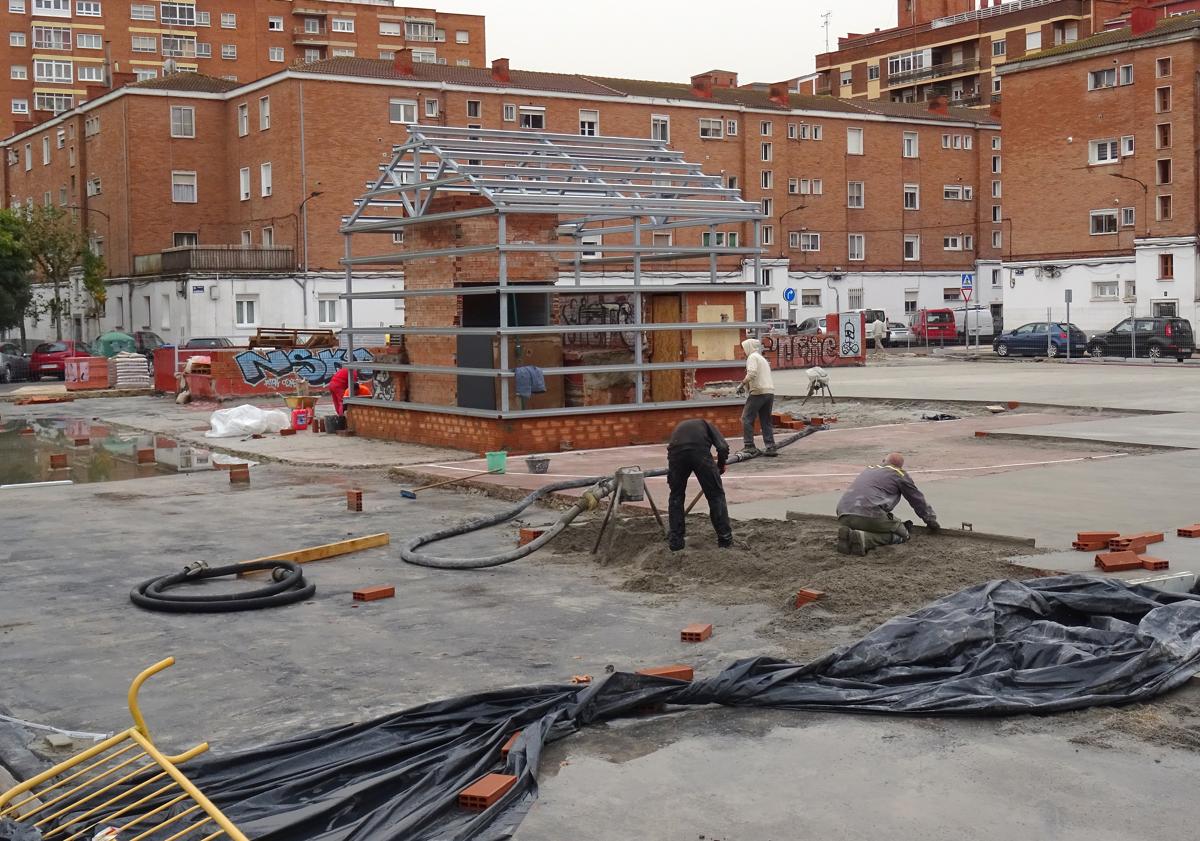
xmin=235 ymin=347 xmax=375 ymax=388
xmin=759 ymin=334 xmax=845 ymax=370
xmin=558 ymin=294 xmax=639 ymax=350
xmin=370 ymin=370 xmax=397 ymax=401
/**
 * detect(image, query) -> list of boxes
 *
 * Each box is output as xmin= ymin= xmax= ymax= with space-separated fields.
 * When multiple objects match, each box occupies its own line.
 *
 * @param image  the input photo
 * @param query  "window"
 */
xmin=1090 ymin=209 xmax=1118 ymax=234
xmin=456 ymin=59 xmax=470 ymax=67
xmin=195 ymin=10 xmax=208 ymax=25
xmin=848 ymin=289 xmax=863 ymax=309
xmin=800 ymin=233 xmax=820 ymax=252
xmin=1089 ymin=138 xmax=1119 ymax=165
xmin=701 ymin=231 xmax=738 ymax=248
xmin=1157 ymin=86 xmax=1171 ymax=113
xmin=197 ymin=43 xmax=211 ymax=57
xmin=76 ymin=32 xmax=101 ymax=49
xmin=331 ymin=17 xmax=352 ymax=32
xmin=989 ymin=180 xmax=1000 ymax=199
xmin=991 ymin=155 xmax=1001 ymax=174
xmin=812 ymin=125 xmax=823 ymax=141
xmin=236 ymin=103 xmax=248 ymax=135
xmin=699 ymin=118 xmax=723 ymax=139
xmin=8 ymin=0 xmax=22 ymax=10
xmin=727 ymin=175 xmax=738 ymax=190
xmin=1120 ymin=64 xmax=1134 ymax=85
xmin=761 ymin=142 xmax=772 ymax=162
xmin=992 ymin=39 xmax=1006 ymax=57
xmin=84 ymin=116 xmax=99 ymax=136
xmin=1157 ymin=57 xmax=1172 ymax=78
xmin=902 ymin=235 xmax=919 ymax=261
xmin=887 ymin=49 xmax=928 ymax=76
xmin=992 ymin=230 xmax=1002 ymax=249
xmin=412 ymin=49 xmax=436 ymax=62
xmin=502 ymin=103 xmax=516 ymax=122
xmin=267 ymin=15 xmax=283 ymax=30
xmin=848 ymin=233 xmax=865 ymax=261
xmin=651 ymin=114 xmax=669 ymax=142
xmin=1157 ymin=158 xmax=1172 ymax=185
xmin=1157 ymin=123 xmax=1171 ymax=149
xmin=943 ymin=287 xmax=961 ymax=303
xmin=840 ymin=70 xmax=852 ymax=86
xmin=268 ymin=46 xmax=283 ymax=62
xmin=379 ymin=21 xmax=401 ymax=36
xmin=943 ymin=235 xmax=964 ymax=251
xmin=519 ymin=106 xmax=544 ymax=129
xmin=9 ymin=33 xmax=25 ymax=47
xmin=1026 ymin=30 xmax=1041 ymax=51
xmin=221 ymin=44 xmax=236 ymax=59
xmin=22 ymin=143 xmax=30 ymax=171
xmin=943 ymin=185 xmax=963 ymax=200
xmin=992 ymin=137 xmax=1001 ymax=153
xmin=86 ymin=176 xmax=100 ymax=195
xmin=760 ymin=170 xmax=773 ymax=189
xmin=317 ymin=298 xmax=338 ymax=325
xmin=40 ymin=136 xmax=49 ymax=165
xmin=868 ymin=64 xmax=879 ymax=81
xmin=760 ymin=120 xmax=772 ymax=136
xmin=1154 ymin=252 xmax=1175 ymax=280
xmin=1093 ymin=281 xmax=1118 ymax=299
xmin=992 ymin=205 xmax=1001 ymax=222
xmin=171 ymin=171 xmax=196 ymax=203
xmin=902 ymin=131 xmax=918 ymax=158
xmin=261 ymin=226 xmax=273 ymax=246
xmin=170 ymin=105 xmax=194 ymax=138
xmin=992 ymin=76 xmax=1002 ymax=94
xmin=173 ymin=232 xmax=198 ymax=247
xmin=787 ymin=178 xmax=799 ymax=195
xmin=34 ymin=92 xmax=71 ymax=112
xmin=964 ymin=135 xmax=973 ymax=150
xmin=130 ymin=2 xmax=153 ymax=19
xmin=33 ymin=25 xmax=69 ymax=49
xmin=847 ymin=181 xmax=864 ymax=208
xmin=847 ymin=127 xmax=863 ymax=155
xmin=160 ymin=2 xmax=194 ymax=25
xmin=34 ymin=59 xmax=71 ymax=83
xmin=238 ymin=167 xmax=249 ymax=200
xmin=1121 ymin=135 xmax=1135 ymax=156
xmin=389 ymin=98 xmax=416 ymax=124
xmin=220 ymin=11 xmax=235 ymax=28
xmin=761 ymin=198 xmax=773 ymax=217
xmin=579 ymin=109 xmax=598 ymax=136
xmin=258 ymin=96 xmax=270 ymax=130
xmin=235 ymin=296 xmax=258 ymax=328
xmin=466 ymin=99 xmax=481 ymax=118
xmin=456 ymin=29 xmax=469 ymax=43
xmin=405 ymin=20 xmax=434 ymax=39
xmin=651 ymin=232 xmax=671 ymax=247
xmin=726 ymin=119 xmax=738 ymax=136
xmin=11 ymin=98 xmax=28 ymax=114
xmin=10 ymin=65 xmax=26 ymax=80
xmin=1121 ymin=206 xmax=1135 ymax=227
xmin=260 ymin=162 xmax=271 ymax=197
xmin=239 ymin=230 xmax=251 ymax=246
xmin=762 ymin=226 xmax=773 ymax=246
xmin=1158 ymin=194 xmax=1173 ymax=220
xmin=903 ymin=184 xmax=919 ymax=210
xmin=1089 ymin=68 xmax=1116 ymax=90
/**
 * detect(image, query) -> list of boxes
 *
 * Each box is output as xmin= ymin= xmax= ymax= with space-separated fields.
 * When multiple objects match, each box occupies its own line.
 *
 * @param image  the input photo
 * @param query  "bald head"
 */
xmin=884 ymin=452 xmax=905 ymax=468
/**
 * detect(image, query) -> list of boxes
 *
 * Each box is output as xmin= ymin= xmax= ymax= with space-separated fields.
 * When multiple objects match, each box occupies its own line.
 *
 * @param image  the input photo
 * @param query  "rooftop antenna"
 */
xmin=821 ymin=11 xmax=832 ymax=53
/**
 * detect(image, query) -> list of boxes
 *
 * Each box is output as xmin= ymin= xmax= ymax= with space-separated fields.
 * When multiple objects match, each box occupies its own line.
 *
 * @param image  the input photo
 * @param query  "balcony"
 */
xmin=887 ymin=57 xmax=979 ymax=88
xmin=135 ymin=246 xmax=296 ymax=275
xmin=293 ymin=24 xmax=329 ymax=43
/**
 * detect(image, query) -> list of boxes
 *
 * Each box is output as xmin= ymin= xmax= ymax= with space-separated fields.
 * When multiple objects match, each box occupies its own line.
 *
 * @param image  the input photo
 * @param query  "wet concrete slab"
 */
xmin=985 ymin=412 xmax=1200 ymax=450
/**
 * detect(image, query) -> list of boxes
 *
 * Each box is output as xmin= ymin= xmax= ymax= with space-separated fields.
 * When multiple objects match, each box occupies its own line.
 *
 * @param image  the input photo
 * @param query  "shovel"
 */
xmin=401 ymin=470 xmax=499 ymax=499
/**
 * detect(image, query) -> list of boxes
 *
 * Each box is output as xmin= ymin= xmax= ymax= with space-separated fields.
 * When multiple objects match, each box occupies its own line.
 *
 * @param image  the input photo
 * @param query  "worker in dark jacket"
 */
xmin=836 ymin=453 xmax=939 ymax=555
xmin=666 ymin=418 xmax=733 ymax=551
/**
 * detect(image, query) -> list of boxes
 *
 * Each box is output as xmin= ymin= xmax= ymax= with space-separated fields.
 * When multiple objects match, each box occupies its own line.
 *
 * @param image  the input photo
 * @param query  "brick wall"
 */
xmin=347 ymin=402 xmax=746 ymax=454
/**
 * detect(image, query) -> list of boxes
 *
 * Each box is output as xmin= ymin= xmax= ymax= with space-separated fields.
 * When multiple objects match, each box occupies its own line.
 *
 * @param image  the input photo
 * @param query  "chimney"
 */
xmin=768 ymin=81 xmax=790 ymax=108
xmin=393 ymin=47 xmax=413 ymax=76
xmin=927 ymin=94 xmax=950 ymax=116
xmin=110 ymin=70 xmax=136 ymax=88
xmin=491 ymin=57 xmax=511 ymax=83
xmin=1129 ymin=5 xmax=1156 ymax=36
xmin=690 ymin=72 xmax=714 ymax=99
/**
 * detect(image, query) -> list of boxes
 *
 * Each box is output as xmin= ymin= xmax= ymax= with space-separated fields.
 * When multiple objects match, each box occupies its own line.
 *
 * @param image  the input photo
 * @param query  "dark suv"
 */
xmin=1087 ymin=317 xmax=1195 ymax=361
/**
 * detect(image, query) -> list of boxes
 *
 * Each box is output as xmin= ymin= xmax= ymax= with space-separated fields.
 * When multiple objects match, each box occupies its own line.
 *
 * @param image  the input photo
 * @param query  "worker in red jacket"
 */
xmin=328 ymin=366 xmax=350 ymax=415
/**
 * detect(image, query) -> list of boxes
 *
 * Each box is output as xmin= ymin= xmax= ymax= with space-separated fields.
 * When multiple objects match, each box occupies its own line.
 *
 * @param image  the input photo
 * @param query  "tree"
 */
xmin=0 ymin=209 xmax=32 ymax=344
xmin=81 ymin=248 xmax=107 ymax=333
xmin=23 ymin=205 xmax=87 ymax=340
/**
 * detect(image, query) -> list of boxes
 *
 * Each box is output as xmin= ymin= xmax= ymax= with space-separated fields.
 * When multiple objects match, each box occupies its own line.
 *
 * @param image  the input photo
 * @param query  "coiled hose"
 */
xmin=130 ymin=560 xmax=316 ymax=613
xmin=401 ymin=425 xmax=821 ymax=570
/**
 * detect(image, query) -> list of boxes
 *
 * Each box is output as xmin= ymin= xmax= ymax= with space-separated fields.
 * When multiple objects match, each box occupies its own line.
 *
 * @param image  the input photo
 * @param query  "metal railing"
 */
xmin=132 ymin=246 xmax=295 ymax=274
xmin=887 ymin=57 xmax=980 ymax=87
xmin=933 ymin=0 xmax=1073 ymax=28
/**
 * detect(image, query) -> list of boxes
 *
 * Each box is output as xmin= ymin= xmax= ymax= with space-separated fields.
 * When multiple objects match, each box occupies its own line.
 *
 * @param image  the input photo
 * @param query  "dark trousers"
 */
xmin=742 ymin=393 xmax=775 ymax=447
xmin=667 ymin=448 xmax=732 ymax=546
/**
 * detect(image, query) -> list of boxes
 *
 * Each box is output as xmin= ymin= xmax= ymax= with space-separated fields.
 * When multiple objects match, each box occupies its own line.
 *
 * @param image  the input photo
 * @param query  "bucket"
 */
xmin=291 ymin=408 xmax=311 ymax=431
xmin=324 ymin=414 xmax=343 ymax=434
xmin=525 ymin=456 xmax=550 ymax=474
xmin=485 ymin=451 xmax=508 ymax=474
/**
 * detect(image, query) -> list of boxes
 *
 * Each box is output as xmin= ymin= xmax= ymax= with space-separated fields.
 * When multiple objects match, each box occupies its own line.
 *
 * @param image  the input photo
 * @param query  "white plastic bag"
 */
xmin=205 ymin=404 xmax=291 ymax=438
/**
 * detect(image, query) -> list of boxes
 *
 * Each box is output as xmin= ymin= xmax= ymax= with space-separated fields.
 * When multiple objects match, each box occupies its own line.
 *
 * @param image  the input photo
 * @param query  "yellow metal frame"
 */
xmin=0 ymin=658 xmax=249 ymax=841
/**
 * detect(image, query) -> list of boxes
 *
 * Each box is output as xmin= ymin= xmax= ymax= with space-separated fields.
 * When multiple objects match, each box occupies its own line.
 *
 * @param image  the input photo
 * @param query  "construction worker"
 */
xmin=736 ymin=338 xmax=777 ymax=456
xmin=836 ymin=452 xmax=940 ymax=555
xmin=328 ymin=366 xmax=351 ymax=415
xmin=666 ymin=418 xmax=733 ymax=551
xmin=871 ymin=318 xmax=887 ymax=359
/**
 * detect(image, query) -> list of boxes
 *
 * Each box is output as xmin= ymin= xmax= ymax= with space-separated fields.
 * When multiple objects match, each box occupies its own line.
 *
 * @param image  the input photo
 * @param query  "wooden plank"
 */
xmin=237 ymin=533 xmax=390 ymax=576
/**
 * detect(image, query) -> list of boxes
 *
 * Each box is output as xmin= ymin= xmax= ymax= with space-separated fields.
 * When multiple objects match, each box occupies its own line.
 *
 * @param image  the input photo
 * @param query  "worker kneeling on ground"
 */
xmin=836 ymin=452 xmax=939 ymax=556
xmin=666 ymin=418 xmax=733 ymax=551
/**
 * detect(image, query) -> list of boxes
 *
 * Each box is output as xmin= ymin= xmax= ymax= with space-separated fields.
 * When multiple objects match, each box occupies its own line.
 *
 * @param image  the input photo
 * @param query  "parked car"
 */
xmin=885 ymin=321 xmax=912 ymax=347
xmin=181 ymin=337 xmax=234 ymax=349
xmin=845 ymin=307 xmax=887 ymax=326
xmin=763 ymin=319 xmax=790 ymax=335
xmin=0 ymin=341 xmax=31 ymax=383
xmin=1086 ymin=317 xmax=1195 ymax=361
xmin=951 ymin=306 xmax=996 ymax=340
xmin=909 ymin=308 xmax=956 ymax=342
xmin=993 ymin=322 xmax=1089 ymax=358
xmin=795 ymin=316 xmax=828 ymax=335
xmin=30 ymin=340 xmax=91 ymax=380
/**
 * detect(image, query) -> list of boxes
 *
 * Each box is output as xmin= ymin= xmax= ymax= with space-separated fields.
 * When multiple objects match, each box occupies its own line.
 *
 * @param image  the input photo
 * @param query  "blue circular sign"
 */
xmin=782 ymin=287 xmax=797 ymax=303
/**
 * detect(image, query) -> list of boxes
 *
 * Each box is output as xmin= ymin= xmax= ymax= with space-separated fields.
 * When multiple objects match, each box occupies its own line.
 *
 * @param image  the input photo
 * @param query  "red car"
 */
xmin=30 ymin=340 xmax=91 ymax=380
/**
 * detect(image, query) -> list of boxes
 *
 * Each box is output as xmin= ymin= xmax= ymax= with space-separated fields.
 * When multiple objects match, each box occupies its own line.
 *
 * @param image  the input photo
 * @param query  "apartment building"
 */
xmin=998 ymin=9 xmax=1200 ymax=329
xmin=814 ymin=0 xmax=1137 ymax=106
xmin=0 ymin=0 xmax=484 ymax=138
xmin=0 ymin=54 xmax=999 ymax=343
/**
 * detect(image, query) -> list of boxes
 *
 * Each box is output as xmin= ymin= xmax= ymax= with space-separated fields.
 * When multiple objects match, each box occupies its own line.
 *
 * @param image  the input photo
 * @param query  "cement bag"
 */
xmin=205 ymin=404 xmax=290 ymax=438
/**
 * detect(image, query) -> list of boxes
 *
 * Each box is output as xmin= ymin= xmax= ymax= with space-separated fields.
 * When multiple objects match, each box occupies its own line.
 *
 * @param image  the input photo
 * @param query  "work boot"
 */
xmin=761 ymin=445 xmax=779 ymax=457
xmin=846 ymin=529 xmax=867 ymax=557
xmin=740 ymin=445 xmax=760 ymax=457
xmin=837 ymin=525 xmax=851 ymax=555
xmin=717 ymin=535 xmax=734 ymax=549
xmin=669 ymin=539 xmax=685 ymax=552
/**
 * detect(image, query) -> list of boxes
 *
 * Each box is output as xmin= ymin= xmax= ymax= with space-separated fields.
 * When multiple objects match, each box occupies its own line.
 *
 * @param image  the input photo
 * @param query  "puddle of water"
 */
xmin=0 ymin=417 xmax=242 ymax=486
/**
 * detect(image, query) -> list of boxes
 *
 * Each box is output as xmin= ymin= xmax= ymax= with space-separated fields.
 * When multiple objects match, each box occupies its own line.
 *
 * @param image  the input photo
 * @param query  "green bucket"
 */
xmin=485 ymin=451 xmax=508 ymax=474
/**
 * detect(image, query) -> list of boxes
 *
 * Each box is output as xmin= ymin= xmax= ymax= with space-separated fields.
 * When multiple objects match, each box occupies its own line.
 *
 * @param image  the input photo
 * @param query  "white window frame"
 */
xmin=456 ymin=29 xmax=469 ymax=43
xmin=234 ymin=296 xmax=259 ymax=328
xmin=12 ymin=99 xmax=29 ymax=115
xmin=259 ymin=96 xmax=270 ymax=130
xmin=236 ymin=103 xmax=248 ymax=136
xmin=1121 ymin=135 xmax=1135 ymax=156
xmin=9 ymin=32 xmax=26 ymax=47
xmin=760 ymin=170 xmax=773 ymax=190
xmin=992 ymin=39 xmax=1006 ymax=57
xmin=760 ymin=141 xmax=772 ymax=162
xmin=903 ymin=235 xmax=920 ymax=261
xmin=131 ymin=34 xmax=156 ymax=53
xmin=331 ymin=17 xmax=353 ymax=32
xmin=902 ymin=131 xmax=918 ymax=158
xmin=220 ymin=11 xmax=236 ymax=28
xmin=8 ymin=0 xmax=24 ymax=10
xmin=171 ymin=170 xmax=197 ymax=204
xmin=76 ymin=32 xmax=101 ymax=49
xmin=698 ymin=117 xmax=723 ymax=139
xmin=848 ymin=233 xmax=865 ymax=261
xmin=130 ymin=2 xmax=153 ymax=19
xmin=261 ymin=226 xmax=274 ymax=247
xmin=221 ymin=44 xmax=236 ymax=60
xmin=1121 ymin=206 xmax=1135 ymax=227
xmin=169 ymin=105 xmax=194 ymax=138
xmin=1092 ymin=281 xmax=1118 ymax=300
xmin=800 ymin=233 xmax=820 ymax=252
xmin=238 ymin=167 xmax=250 ymax=201
xmin=1088 ymin=138 xmax=1119 ymax=165
xmin=579 ymin=108 xmax=598 ymax=136
xmin=466 ymin=99 xmax=481 ymax=118
xmin=992 ymin=230 xmax=1002 ymax=249
xmin=1089 ymin=209 xmax=1118 ymax=235
xmin=10 ymin=65 xmax=27 ymax=80
xmin=268 ymin=46 xmax=284 ymax=62
xmin=903 ymin=184 xmax=920 ymax=210
xmin=160 ymin=2 xmax=194 ymax=26
xmin=317 ymin=298 xmax=339 ymax=326
xmin=425 ymin=98 xmax=439 ymax=118
xmin=502 ymin=103 xmax=516 ymax=122
xmin=651 ymin=114 xmax=669 ymax=142
xmin=847 ymin=181 xmax=864 ymax=209
xmin=726 ymin=119 xmax=738 ymax=136
xmin=518 ymin=106 xmax=545 ymax=130
xmin=267 ymin=15 xmax=283 ymax=31
xmin=389 ymin=98 xmax=417 ymax=125
xmin=847 ymin=127 xmax=864 ymax=155
xmin=260 ymin=162 xmax=272 ymax=197
xmin=1088 ymin=68 xmax=1116 ymax=90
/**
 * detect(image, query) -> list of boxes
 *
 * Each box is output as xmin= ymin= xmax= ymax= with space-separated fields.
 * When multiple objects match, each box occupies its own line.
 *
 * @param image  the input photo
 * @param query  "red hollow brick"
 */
xmin=635 ymin=664 xmax=694 ymax=681
xmin=1077 ymin=531 xmax=1120 ymax=542
xmin=1178 ymin=525 xmax=1200 ymax=538
xmin=1094 ymin=551 xmax=1142 ymax=572
xmin=352 ymin=585 xmax=395 ymax=602
xmin=518 ymin=528 xmax=545 ymax=546
xmin=1138 ymin=556 xmax=1170 ymax=571
xmin=500 ymin=731 xmax=520 ymax=761
xmin=795 ymin=588 xmax=827 ymax=607
xmin=347 ymin=489 xmax=363 ymax=512
xmin=680 ymin=623 xmax=713 ymax=642
xmin=459 ymin=773 xmax=517 ymax=811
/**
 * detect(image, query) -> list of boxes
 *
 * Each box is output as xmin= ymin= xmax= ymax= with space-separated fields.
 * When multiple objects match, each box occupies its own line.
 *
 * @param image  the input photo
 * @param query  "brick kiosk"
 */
xmin=341 ymin=126 xmax=767 ymax=454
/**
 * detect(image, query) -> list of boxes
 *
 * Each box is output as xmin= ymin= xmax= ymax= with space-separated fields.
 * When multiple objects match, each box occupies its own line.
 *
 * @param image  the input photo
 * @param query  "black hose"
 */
xmin=130 ymin=560 xmax=315 ymax=613
xmin=401 ymin=425 xmax=821 ymax=570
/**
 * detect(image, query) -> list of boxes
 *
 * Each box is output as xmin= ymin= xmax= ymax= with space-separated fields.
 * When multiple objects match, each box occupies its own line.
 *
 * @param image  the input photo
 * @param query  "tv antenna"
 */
xmin=821 ymin=11 xmax=831 ymax=53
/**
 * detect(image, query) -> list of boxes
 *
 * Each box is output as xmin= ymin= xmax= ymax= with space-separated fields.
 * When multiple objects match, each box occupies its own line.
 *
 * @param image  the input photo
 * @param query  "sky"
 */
xmin=443 ymin=0 xmax=899 ymax=83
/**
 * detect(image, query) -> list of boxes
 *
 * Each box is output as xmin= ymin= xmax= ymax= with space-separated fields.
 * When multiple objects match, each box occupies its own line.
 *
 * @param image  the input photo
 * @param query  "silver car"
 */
xmin=885 ymin=321 xmax=913 ymax=347
xmin=0 ymin=341 xmax=30 ymax=383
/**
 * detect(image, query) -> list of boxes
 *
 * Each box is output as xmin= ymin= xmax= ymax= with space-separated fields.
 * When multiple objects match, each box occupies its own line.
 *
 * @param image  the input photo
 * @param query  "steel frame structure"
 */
xmin=340 ymin=124 xmax=766 ymax=418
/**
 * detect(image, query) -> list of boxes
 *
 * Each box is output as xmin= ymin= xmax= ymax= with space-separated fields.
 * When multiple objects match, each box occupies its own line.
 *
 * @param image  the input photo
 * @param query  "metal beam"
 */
xmin=339 ymin=282 xmax=767 ymax=299
xmin=344 ymin=321 xmax=764 ymax=336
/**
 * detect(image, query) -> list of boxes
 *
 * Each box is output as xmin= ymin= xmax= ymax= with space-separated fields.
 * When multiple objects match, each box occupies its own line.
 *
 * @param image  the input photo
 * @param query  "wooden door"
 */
xmin=649 ymin=294 xmax=683 ymax=403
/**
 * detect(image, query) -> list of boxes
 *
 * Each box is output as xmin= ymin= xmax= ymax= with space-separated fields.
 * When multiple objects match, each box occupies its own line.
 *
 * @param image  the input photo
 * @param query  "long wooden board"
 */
xmin=237 ymin=533 xmax=390 ymax=576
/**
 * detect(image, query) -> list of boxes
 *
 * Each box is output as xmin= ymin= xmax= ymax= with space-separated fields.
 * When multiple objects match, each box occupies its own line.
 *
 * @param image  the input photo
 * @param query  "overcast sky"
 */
xmin=446 ymin=0 xmax=898 ymax=82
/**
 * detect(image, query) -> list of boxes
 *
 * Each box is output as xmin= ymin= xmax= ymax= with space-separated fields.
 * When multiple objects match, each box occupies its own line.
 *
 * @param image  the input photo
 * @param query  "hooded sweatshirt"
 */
xmin=740 ymin=338 xmax=774 ymax=395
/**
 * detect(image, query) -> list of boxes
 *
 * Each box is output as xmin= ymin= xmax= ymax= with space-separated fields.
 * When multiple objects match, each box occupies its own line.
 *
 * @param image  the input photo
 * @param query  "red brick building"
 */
xmin=0 ymin=0 xmax=484 ymax=137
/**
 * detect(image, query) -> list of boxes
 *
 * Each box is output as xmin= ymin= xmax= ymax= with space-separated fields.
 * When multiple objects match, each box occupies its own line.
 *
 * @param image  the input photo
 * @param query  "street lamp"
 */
xmin=1108 ymin=172 xmax=1148 ymax=237
xmin=299 ymin=190 xmax=324 ymax=273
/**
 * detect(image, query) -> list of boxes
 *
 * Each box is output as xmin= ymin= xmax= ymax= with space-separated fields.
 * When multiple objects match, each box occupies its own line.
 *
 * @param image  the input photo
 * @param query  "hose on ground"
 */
xmin=401 ymin=425 xmax=821 ymax=570
xmin=130 ymin=560 xmax=315 ymax=613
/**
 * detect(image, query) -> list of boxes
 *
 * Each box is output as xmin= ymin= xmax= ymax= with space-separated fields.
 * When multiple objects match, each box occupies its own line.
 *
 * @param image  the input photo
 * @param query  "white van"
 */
xmin=952 ymin=306 xmax=995 ymax=340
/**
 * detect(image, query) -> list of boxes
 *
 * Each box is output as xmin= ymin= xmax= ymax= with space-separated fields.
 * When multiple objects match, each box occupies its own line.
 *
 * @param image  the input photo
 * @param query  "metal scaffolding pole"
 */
xmin=498 ymin=212 xmax=509 ymax=414
xmin=633 ymin=215 xmax=643 ymax=404
xmin=344 ymin=233 xmax=356 ymax=392
xmin=752 ymin=220 xmax=763 ymax=335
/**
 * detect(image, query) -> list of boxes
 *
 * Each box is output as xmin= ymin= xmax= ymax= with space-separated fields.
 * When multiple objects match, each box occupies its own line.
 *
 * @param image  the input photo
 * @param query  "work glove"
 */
xmin=926 ymin=521 xmax=941 ymax=534
xmin=735 ymin=384 xmax=747 ymax=396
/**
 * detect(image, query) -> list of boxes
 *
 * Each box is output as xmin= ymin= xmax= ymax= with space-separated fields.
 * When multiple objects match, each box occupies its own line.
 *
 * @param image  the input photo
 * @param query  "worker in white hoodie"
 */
xmin=736 ymin=338 xmax=778 ymax=457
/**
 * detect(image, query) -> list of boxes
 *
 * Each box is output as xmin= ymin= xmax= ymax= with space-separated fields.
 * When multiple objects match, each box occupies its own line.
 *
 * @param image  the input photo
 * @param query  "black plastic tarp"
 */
xmin=29 ymin=575 xmax=1200 ymax=841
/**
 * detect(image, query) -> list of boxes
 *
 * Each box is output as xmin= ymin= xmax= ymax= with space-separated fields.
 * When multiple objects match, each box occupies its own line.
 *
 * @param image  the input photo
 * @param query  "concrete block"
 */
xmin=43 ymin=732 xmax=73 ymax=749
xmin=459 ymin=773 xmax=517 ymax=811
xmin=353 ymin=585 xmax=395 ymax=602
xmin=636 ymin=664 xmax=694 ymax=681
xmin=680 ymin=623 xmax=713 ymax=642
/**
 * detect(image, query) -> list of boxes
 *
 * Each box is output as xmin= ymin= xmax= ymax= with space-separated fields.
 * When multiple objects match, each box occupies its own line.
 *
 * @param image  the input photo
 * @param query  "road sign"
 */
xmin=782 ymin=287 xmax=796 ymax=303
xmin=961 ymin=287 xmax=972 ymax=303
xmin=960 ymin=272 xmax=975 ymax=290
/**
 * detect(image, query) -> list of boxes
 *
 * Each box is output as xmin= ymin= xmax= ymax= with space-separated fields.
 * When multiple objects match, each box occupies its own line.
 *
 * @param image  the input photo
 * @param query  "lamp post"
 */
xmin=1108 ymin=172 xmax=1149 ymax=237
xmin=299 ymin=190 xmax=324 ymax=274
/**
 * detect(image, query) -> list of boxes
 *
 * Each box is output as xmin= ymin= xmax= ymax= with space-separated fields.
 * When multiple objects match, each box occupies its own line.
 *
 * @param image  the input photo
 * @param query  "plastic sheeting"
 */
xmin=164 ymin=575 xmax=1200 ymax=841
xmin=204 ymin=404 xmax=290 ymax=439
